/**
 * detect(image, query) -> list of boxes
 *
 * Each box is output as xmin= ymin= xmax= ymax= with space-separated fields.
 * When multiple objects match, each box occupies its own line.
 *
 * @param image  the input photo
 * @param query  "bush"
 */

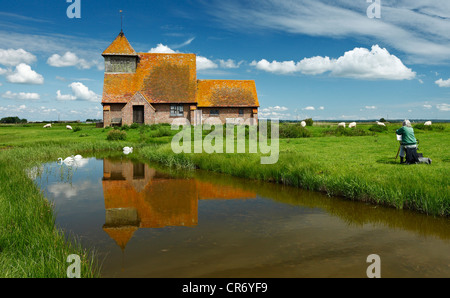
xmin=149 ymin=126 xmax=172 ymax=137
xmin=73 ymin=126 xmax=82 ymax=132
xmin=130 ymin=123 xmax=140 ymax=129
xmin=0 ymin=116 xmax=27 ymax=124
xmin=106 ymin=130 xmax=127 ymax=141
xmin=121 ymin=124 xmax=130 ymax=131
xmin=323 ymin=126 xmax=371 ymax=137
xmin=279 ymin=123 xmax=311 ymax=138
xmin=414 ymin=123 xmax=445 ymax=131
xmin=369 ymin=124 xmax=388 ymax=132
xmin=304 ymin=118 xmax=314 ymax=126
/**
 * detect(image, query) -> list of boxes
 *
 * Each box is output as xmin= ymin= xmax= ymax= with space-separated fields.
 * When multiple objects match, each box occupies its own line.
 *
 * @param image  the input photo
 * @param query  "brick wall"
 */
xmin=199 ymin=107 xmax=257 ymax=125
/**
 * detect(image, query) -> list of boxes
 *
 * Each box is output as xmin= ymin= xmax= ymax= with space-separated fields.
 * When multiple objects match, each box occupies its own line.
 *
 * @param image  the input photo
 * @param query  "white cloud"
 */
xmin=57 ymin=82 xmax=100 ymax=102
xmin=148 ymin=44 xmax=177 ymax=53
xmin=47 ymin=51 xmax=92 ymax=69
xmin=262 ymin=106 xmax=288 ymax=112
xmin=56 ymin=90 xmax=76 ymax=101
xmin=259 ymin=106 xmax=291 ymax=119
xmin=251 ymin=59 xmax=297 ymax=75
xmin=303 ymin=106 xmax=315 ymax=110
xmin=435 ymin=78 xmax=450 ymax=88
xmin=251 ymin=45 xmax=416 ymax=80
xmin=205 ymin=0 xmax=450 ymax=64
xmin=365 ymin=106 xmax=377 ymax=109
xmin=436 ymin=103 xmax=450 ymax=112
xmin=196 ymin=56 xmax=218 ymax=70
xmin=1 ymin=90 xmax=40 ymax=100
xmin=0 ymin=48 xmax=36 ymax=66
xmin=423 ymin=104 xmax=432 ymax=109
xmin=172 ymin=37 xmax=195 ymax=49
xmin=0 ymin=67 xmax=5 ymax=75
xmin=6 ymin=63 xmax=44 ymax=84
xmin=219 ymin=59 xmax=243 ymax=69
xmin=319 ymin=106 xmax=324 ymax=110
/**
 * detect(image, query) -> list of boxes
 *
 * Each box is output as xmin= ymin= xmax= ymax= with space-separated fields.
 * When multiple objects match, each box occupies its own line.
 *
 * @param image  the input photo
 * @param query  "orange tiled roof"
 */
xmin=102 ymin=31 xmax=137 ymax=56
xmin=102 ymin=33 xmax=258 ymax=107
xmin=197 ymin=80 xmax=259 ymax=107
xmin=102 ymin=53 xmax=197 ymax=104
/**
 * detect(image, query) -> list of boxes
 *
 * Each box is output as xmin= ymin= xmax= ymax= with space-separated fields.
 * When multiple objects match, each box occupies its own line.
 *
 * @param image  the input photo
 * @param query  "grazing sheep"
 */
xmin=66 ymin=125 xmax=72 ymax=130
xmin=338 ymin=122 xmax=346 ymax=128
xmin=300 ymin=121 xmax=306 ymax=127
xmin=377 ymin=121 xmax=386 ymax=126
xmin=43 ymin=123 xmax=52 ymax=128
xmin=424 ymin=121 xmax=432 ymax=126
xmin=349 ymin=122 xmax=356 ymax=128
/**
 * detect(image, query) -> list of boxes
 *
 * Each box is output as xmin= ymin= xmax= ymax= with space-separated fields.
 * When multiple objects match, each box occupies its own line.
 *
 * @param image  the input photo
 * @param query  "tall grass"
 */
xmin=0 ymin=122 xmax=448 ymax=277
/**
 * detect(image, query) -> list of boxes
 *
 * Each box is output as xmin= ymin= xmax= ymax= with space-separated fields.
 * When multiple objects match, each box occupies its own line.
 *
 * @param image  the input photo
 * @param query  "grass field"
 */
xmin=0 ymin=121 xmax=448 ymax=277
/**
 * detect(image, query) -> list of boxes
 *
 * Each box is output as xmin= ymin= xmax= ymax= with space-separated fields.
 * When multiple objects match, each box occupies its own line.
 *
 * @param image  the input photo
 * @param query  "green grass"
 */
xmin=0 ymin=121 xmax=448 ymax=277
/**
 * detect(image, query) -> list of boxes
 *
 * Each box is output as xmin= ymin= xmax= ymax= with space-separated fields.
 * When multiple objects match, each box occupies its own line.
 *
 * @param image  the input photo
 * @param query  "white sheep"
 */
xmin=349 ymin=122 xmax=356 ymax=128
xmin=66 ymin=125 xmax=72 ymax=130
xmin=424 ymin=121 xmax=432 ymax=126
xmin=300 ymin=121 xmax=306 ymax=127
xmin=377 ymin=121 xmax=386 ymax=126
xmin=338 ymin=122 xmax=346 ymax=128
xmin=43 ymin=123 xmax=52 ymax=128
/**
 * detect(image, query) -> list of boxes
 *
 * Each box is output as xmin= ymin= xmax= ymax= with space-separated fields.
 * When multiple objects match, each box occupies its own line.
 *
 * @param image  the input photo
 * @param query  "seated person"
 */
xmin=396 ymin=120 xmax=417 ymax=164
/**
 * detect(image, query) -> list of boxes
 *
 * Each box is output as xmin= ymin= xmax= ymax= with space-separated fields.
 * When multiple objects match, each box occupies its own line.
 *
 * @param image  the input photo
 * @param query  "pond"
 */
xmin=33 ymin=157 xmax=450 ymax=278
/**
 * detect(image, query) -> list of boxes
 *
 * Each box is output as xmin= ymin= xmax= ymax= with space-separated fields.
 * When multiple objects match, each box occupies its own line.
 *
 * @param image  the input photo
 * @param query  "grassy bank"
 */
xmin=0 ymin=122 xmax=448 ymax=277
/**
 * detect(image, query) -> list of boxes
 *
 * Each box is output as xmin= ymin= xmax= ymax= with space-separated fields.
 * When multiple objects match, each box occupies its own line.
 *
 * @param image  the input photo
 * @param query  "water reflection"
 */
xmin=33 ymin=158 xmax=450 ymax=277
xmin=101 ymin=159 xmax=256 ymax=250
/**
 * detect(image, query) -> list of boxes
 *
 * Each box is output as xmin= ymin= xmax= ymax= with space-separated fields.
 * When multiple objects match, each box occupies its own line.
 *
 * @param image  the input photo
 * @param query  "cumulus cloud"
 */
xmin=56 ymin=90 xmax=76 ymax=101
xmin=259 ymin=106 xmax=291 ymax=119
xmin=251 ymin=45 xmax=416 ymax=80
xmin=435 ymin=78 xmax=450 ymax=88
xmin=2 ymin=90 xmax=40 ymax=100
xmin=219 ymin=59 xmax=243 ymax=69
xmin=261 ymin=106 xmax=288 ymax=112
xmin=365 ymin=106 xmax=377 ymax=109
xmin=204 ymin=0 xmax=450 ymax=64
xmin=6 ymin=63 xmax=44 ymax=84
xmin=436 ymin=103 xmax=450 ymax=112
xmin=196 ymin=56 xmax=218 ymax=70
xmin=302 ymin=106 xmax=315 ymax=110
xmin=0 ymin=48 xmax=36 ymax=66
xmin=148 ymin=44 xmax=177 ymax=53
xmin=319 ymin=106 xmax=324 ymax=110
xmin=57 ymin=82 xmax=100 ymax=102
xmin=47 ymin=51 xmax=92 ymax=69
xmin=423 ymin=104 xmax=432 ymax=109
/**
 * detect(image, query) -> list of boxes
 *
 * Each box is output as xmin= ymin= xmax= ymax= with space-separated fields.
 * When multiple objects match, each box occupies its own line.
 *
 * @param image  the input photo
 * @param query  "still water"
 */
xmin=33 ymin=157 xmax=450 ymax=278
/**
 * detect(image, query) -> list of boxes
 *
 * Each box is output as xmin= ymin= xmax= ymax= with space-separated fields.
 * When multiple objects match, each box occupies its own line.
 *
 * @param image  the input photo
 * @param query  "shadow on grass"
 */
xmin=376 ymin=158 xmax=402 ymax=165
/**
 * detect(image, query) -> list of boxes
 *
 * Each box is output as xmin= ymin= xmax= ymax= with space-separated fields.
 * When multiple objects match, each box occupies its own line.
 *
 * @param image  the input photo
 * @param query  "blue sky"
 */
xmin=0 ymin=0 xmax=449 ymax=121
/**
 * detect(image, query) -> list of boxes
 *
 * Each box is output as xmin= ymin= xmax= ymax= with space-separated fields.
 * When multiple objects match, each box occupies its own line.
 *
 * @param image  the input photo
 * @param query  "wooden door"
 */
xmin=133 ymin=106 xmax=144 ymax=124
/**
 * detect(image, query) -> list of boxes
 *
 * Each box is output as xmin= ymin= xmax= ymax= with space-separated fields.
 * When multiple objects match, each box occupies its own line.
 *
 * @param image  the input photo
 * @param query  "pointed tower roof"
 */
xmin=102 ymin=31 xmax=137 ymax=56
xmin=103 ymin=226 xmax=138 ymax=251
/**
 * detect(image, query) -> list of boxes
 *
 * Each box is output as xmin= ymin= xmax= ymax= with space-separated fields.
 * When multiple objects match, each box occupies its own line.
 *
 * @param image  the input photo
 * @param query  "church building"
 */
xmin=101 ymin=31 xmax=259 ymax=127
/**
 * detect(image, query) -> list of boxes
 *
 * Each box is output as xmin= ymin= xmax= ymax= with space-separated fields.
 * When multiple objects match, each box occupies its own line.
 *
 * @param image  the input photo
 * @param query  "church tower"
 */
xmin=102 ymin=30 xmax=138 ymax=73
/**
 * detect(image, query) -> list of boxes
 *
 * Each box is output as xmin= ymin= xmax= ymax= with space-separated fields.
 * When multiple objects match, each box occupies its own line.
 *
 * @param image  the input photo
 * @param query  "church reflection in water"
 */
xmin=102 ymin=159 xmax=256 ymax=250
